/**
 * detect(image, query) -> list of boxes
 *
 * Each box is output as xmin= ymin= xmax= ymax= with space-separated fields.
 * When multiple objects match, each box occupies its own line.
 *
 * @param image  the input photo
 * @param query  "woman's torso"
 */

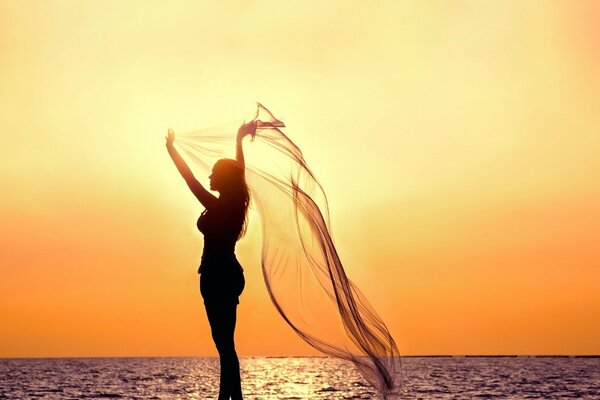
xmin=197 ymin=202 xmax=244 ymax=274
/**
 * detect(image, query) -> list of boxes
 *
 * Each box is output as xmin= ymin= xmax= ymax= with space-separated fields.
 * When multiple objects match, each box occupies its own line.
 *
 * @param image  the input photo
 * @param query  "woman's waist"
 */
xmin=199 ymin=251 xmax=243 ymax=273
xmin=201 ymin=240 xmax=236 ymax=253
xmin=199 ymin=263 xmax=244 ymax=275
xmin=201 ymin=249 xmax=237 ymax=262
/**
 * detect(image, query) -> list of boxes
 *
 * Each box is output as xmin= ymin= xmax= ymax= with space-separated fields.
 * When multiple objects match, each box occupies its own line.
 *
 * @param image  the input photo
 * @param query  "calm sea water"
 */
xmin=0 ymin=356 xmax=598 ymax=399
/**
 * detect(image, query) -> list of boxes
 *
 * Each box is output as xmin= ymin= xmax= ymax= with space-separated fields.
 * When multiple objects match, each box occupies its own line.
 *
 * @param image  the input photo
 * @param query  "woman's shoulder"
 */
xmin=216 ymin=197 xmax=245 ymax=213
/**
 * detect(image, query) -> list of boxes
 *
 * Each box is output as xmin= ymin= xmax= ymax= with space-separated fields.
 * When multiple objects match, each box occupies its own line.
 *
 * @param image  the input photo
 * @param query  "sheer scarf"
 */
xmin=175 ymin=103 xmax=401 ymax=397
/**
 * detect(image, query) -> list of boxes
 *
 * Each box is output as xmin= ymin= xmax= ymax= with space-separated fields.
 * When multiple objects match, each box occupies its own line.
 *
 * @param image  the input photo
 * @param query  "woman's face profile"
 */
xmin=209 ymin=162 xmax=226 ymax=192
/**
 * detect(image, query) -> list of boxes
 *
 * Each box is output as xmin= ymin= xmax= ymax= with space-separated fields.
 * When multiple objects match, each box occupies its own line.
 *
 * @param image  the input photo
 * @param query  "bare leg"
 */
xmin=206 ymin=301 xmax=242 ymax=400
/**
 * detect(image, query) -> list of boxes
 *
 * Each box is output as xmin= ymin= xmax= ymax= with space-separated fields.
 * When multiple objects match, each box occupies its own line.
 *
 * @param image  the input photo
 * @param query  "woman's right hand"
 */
xmin=166 ymin=128 xmax=175 ymax=148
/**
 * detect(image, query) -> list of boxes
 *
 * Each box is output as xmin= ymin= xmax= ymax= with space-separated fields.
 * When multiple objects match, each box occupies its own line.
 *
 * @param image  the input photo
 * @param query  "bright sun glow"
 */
xmin=1 ymin=0 xmax=599 ymax=357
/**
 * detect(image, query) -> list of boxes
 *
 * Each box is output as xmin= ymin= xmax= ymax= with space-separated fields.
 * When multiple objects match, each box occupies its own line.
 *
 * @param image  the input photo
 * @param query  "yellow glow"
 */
xmin=1 ymin=0 xmax=599 ymax=357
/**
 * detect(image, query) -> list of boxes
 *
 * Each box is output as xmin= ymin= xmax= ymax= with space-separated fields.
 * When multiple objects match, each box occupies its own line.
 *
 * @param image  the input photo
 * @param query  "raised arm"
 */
xmin=235 ymin=137 xmax=245 ymax=168
xmin=236 ymin=121 xmax=257 ymax=168
xmin=165 ymin=129 xmax=218 ymax=210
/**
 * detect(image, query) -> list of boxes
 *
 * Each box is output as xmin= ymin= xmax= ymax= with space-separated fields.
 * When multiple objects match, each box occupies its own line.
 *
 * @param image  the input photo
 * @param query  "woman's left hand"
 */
xmin=237 ymin=121 xmax=257 ymax=143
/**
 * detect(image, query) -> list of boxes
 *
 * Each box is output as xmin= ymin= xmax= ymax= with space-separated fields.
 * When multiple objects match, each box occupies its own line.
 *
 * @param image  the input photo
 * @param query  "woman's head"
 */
xmin=209 ymin=159 xmax=243 ymax=192
xmin=209 ymin=158 xmax=251 ymax=239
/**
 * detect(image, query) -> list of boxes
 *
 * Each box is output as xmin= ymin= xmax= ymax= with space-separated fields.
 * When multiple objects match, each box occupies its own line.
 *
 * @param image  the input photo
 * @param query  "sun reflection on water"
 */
xmin=240 ymin=357 xmax=373 ymax=399
xmin=3 ymin=356 xmax=594 ymax=399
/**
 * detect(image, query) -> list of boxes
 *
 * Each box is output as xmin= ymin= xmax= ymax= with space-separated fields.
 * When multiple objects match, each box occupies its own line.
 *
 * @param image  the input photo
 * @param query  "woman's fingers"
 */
xmin=166 ymin=128 xmax=175 ymax=146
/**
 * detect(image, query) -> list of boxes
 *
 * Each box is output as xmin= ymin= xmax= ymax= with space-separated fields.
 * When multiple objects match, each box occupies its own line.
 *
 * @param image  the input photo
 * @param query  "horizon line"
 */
xmin=1 ymin=354 xmax=598 ymax=360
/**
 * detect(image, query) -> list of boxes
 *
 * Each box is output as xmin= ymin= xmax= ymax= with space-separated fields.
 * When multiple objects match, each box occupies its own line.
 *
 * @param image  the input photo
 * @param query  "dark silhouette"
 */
xmin=169 ymin=103 xmax=400 ymax=398
xmin=166 ymin=121 xmax=256 ymax=400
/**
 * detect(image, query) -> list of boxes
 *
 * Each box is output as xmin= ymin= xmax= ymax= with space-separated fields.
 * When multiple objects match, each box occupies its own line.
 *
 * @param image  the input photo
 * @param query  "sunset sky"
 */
xmin=1 ymin=0 xmax=599 ymax=357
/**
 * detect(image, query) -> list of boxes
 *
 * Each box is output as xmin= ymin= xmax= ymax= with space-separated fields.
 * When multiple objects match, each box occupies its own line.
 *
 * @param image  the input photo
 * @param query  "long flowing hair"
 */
xmin=215 ymin=158 xmax=251 ymax=240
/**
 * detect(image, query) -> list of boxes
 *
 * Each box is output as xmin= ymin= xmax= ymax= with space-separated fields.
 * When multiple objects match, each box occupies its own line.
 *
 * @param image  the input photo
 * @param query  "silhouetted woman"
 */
xmin=166 ymin=121 xmax=256 ymax=400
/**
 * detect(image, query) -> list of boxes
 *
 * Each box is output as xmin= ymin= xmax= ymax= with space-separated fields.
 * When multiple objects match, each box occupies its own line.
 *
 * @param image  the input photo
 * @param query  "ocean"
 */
xmin=0 ymin=356 xmax=598 ymax=399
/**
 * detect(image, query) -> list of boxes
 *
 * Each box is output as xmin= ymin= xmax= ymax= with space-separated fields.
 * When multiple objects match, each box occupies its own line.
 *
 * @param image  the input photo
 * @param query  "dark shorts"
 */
xmin=199 ymin=263 xmax=245 ymax=306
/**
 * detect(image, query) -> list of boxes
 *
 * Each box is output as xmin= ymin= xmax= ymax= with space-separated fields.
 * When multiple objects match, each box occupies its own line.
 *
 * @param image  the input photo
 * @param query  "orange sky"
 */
xmin=1 ymin=1 xmax=599 ymax=357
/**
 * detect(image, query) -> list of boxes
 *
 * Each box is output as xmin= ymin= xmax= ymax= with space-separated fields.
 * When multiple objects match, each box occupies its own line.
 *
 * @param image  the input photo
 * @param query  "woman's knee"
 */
xmin=215 ymin=339 xmax=237 ymax=357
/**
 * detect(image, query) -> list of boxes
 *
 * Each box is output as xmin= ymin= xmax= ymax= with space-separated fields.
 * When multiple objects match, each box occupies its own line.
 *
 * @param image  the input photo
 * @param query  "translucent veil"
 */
xmin=175 ymin=103 xmax=401 ymax=397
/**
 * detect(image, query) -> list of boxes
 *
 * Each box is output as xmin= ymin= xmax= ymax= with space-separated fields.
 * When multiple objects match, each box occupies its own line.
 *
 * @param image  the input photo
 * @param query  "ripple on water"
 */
xmin=0 ymin=356 xmax=598 ymax=399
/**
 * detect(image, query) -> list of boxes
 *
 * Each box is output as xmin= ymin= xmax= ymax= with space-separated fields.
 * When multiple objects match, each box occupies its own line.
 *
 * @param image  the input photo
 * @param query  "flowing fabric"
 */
xmin=176 ymin=103 xmax=401 ymax=397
